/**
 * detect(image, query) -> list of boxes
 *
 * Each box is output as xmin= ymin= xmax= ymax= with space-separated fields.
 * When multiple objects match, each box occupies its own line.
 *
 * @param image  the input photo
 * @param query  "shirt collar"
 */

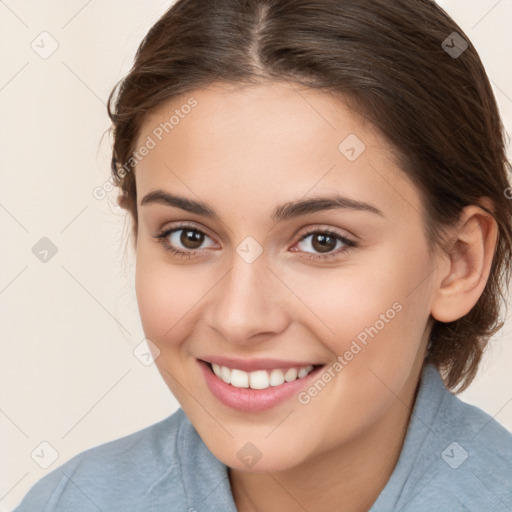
xmin=369 ymin=362 xmax=450 ymax=510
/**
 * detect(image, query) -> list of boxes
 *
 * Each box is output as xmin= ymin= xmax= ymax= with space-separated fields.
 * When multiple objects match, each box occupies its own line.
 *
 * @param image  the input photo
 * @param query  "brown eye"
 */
xmin=154 ymin=225 xmax=217 ymax=256
xmin=179 ymin=229 xmax=205 ymax=249
xmin=310 ymin=233 xmax=337 ymax=253
xmin=297 ymin=231 xmax=346 ymax=254
xmin=294 ymin=229 xmax=356 ymax=261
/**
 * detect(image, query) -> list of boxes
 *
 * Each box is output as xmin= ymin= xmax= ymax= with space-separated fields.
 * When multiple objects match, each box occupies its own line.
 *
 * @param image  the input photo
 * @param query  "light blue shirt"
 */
xmin=12 ymin=363 xmax=512 ymax=511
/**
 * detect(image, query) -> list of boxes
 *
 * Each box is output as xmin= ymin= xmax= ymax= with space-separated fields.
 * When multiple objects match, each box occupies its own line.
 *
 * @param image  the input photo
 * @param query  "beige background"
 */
xmin=1 ymin=1 xmax=511 ymax=510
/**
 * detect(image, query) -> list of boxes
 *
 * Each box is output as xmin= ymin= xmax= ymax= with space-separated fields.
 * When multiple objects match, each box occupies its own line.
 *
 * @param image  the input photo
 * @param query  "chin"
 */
xmin=204 ymin=434 xmax=310 ymax=474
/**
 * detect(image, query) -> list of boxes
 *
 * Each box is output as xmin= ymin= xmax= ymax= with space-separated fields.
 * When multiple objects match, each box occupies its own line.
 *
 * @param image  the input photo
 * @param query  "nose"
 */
xmin=204 ymin=252 xmax=290 ymax=346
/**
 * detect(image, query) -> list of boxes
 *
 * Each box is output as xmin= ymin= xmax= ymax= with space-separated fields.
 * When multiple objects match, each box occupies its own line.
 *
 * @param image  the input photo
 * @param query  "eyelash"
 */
xmin=152 ymin=223 xmax=357 ymax=261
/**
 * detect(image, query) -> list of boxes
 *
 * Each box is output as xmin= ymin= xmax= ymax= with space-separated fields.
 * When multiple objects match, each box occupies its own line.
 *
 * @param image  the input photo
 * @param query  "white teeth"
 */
xmin=221 ymin=365 xmax=231 ymax=384
xmin=297 ymin=367 xmax=310 ymax=378
xmin=230 ymin=369 xmax=249 ymax=388
xmin=249 ymin=370 xmax=269 ymax=390
xmin=284 ymin=368 xmax=298 ymax=382
xmin=269 ymin=368 xmax=285 ymax=386
xmin=212 ymin=363 xmax=222 ymax=378
xmin=209 ymin=363 xmax=315 ymax=390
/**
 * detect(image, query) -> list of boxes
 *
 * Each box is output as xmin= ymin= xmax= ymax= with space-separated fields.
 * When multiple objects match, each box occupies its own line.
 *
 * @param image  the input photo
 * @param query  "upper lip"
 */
xmin=199 ymin=356 xmax=324 ymax=372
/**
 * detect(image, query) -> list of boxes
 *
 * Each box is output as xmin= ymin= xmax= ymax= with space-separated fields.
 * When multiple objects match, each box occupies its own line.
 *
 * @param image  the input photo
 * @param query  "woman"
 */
xmin=14 ymin=0 xmax=512 ymax=510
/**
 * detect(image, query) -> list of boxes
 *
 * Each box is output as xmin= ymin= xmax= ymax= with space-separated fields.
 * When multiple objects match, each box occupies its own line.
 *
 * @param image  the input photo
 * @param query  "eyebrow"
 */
xmin=140 ymin=190 xmax=384 ymax=222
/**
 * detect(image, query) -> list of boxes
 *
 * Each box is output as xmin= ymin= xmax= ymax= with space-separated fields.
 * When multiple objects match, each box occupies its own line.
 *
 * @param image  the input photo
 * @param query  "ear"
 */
xmin=430 ymin=199 xmax=498 ymax=323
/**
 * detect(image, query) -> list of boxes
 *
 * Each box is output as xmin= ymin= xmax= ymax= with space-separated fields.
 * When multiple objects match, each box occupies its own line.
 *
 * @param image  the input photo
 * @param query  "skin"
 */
xmin=132 ymin=81 xmax=497 ymax=512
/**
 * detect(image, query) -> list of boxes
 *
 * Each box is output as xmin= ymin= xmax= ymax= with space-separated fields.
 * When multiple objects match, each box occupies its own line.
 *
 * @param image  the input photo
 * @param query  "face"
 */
xmin=133 ymin=81 xmax=438 ymax=472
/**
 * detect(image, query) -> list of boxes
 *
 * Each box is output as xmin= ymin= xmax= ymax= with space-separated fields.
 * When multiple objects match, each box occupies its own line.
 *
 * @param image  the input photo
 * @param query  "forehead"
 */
xmin=134 ymin=82 xmax=422 ymax=222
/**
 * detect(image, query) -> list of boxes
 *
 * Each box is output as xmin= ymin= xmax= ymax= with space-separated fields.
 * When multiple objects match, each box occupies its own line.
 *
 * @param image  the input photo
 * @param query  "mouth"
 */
xmin=202 ymin=360 xmax=324 ymax=389
xmin=197 ymin=358 xmax=326 ymax=412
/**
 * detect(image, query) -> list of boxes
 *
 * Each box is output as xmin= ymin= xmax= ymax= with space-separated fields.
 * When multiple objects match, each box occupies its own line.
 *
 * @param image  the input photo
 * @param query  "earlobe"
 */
xmin=430 ymin=201 xmax=498 ymax=323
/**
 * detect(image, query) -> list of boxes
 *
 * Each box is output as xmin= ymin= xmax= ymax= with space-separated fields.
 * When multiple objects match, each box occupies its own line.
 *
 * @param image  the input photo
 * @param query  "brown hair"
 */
xmin=107 ymin=0 xmax=512 ymax=392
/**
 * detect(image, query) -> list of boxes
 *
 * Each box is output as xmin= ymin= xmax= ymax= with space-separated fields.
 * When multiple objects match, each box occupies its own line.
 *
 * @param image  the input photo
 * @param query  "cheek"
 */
xmin=289 ymin=248 xmax=434 ymax=441
xmin=135 ymin=249 xmax=203 ymax=346
xmin=288 ymin=241 xmax=433 ymax=363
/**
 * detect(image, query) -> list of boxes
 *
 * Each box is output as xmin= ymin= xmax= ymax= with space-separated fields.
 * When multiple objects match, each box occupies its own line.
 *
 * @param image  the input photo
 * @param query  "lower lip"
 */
xmin=197 ymin=359 xmax=325 ymax=413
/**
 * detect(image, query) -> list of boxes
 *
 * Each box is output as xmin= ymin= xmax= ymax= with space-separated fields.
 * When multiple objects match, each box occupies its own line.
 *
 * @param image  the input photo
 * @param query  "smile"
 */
xmin=197 ymin=359 xmax=325 ymax=412
xmin=210 ymin=362 xmax=316 ymax=389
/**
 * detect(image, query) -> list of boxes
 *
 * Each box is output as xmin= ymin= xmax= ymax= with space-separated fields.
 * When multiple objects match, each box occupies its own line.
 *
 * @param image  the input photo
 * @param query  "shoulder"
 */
xmin=432 ymin=387 xmax=512 ymax=507
xmin=401 ymin=365 xmax=512 ymax=510
xmin=12 ymin=408 xmax=190 ymax=512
